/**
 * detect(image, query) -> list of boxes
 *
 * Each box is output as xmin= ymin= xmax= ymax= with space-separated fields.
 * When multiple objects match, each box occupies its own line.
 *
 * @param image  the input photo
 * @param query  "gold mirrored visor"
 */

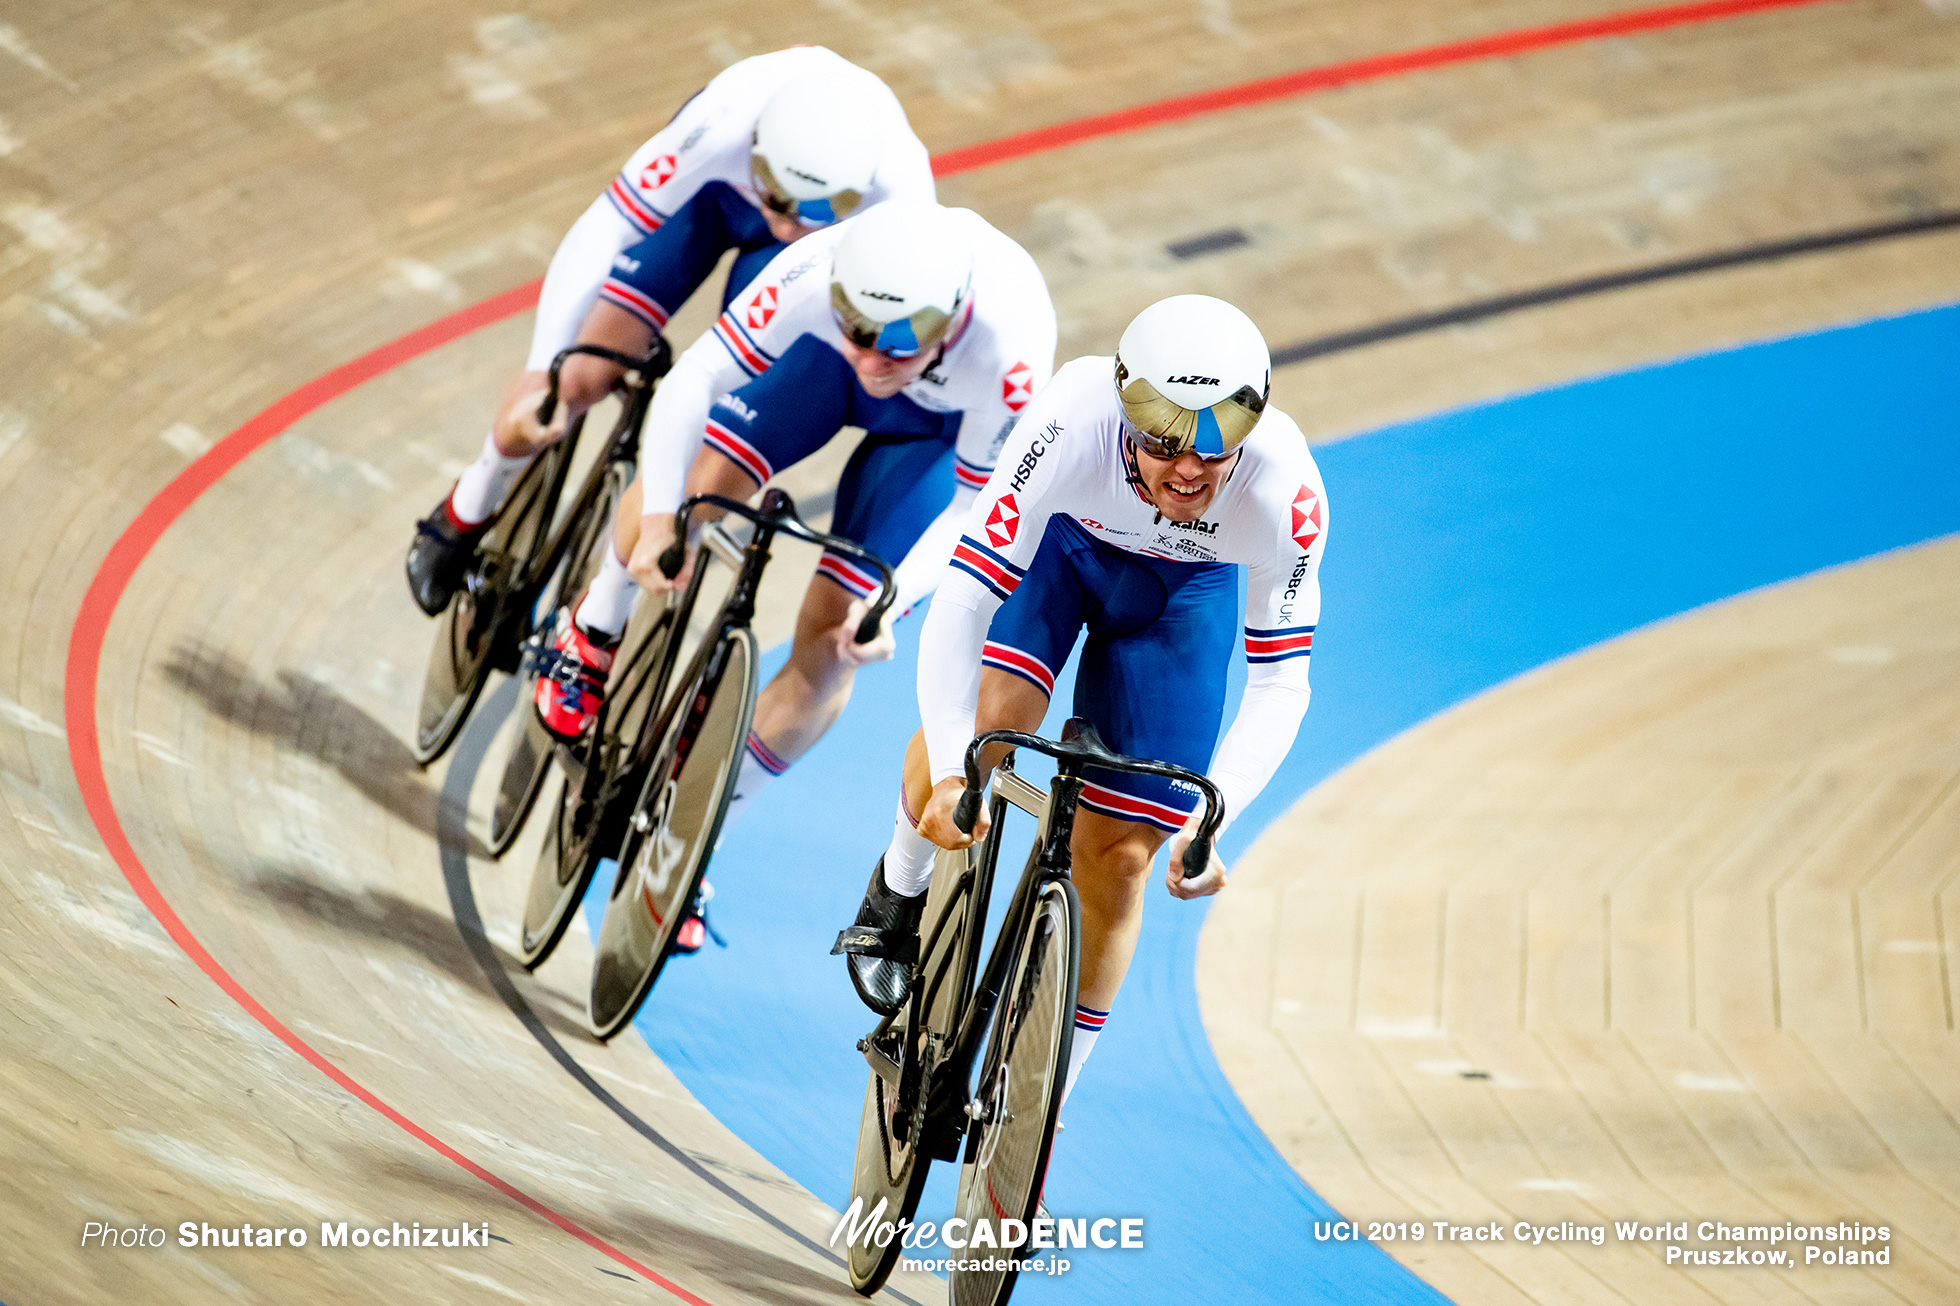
xmin=830 ymin=281 xmax=954 ymax=359
xmin=750 ymin=154 xmax=863 ymax=227
xmin=1115 ymin=359 xmax=1267 ymax=459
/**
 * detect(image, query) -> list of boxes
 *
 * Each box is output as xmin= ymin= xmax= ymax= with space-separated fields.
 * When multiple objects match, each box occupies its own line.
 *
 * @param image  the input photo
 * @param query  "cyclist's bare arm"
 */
xmin=490 ymin=301 xmax=654 ymax=455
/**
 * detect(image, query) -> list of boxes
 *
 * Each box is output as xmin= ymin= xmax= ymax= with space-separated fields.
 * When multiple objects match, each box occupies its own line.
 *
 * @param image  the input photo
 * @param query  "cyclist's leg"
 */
xmin=722 ymin=434 xmax=956 ymax=819
xmin=1058 ymin=557 xmax=1236 ymax=1099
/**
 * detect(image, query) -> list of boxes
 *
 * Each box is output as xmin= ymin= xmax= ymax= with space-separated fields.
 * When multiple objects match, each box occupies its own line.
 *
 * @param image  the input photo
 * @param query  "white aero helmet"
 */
xmin=829 ymin=202 xmax=974 ymax=358
xmin=750 ymin=70 xmax=885 ymax=227
xmin=1114 ymin=295 xmax=1271 ymax=458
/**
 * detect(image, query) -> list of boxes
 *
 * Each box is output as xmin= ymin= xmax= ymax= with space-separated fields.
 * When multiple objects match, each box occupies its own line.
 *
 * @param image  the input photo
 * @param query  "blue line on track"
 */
xmin=597 ymin=302 xmax=1960 ymax=1303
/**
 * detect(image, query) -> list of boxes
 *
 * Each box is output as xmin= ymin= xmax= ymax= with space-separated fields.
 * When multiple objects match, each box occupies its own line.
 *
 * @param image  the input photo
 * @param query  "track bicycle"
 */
xmin=412 ymin=340 xmax=671 ymax=784
xmin=840 ymin=721 xmax=1221 ymax=1305
xmin=514 ymin=486 xmax=897 ymax=1041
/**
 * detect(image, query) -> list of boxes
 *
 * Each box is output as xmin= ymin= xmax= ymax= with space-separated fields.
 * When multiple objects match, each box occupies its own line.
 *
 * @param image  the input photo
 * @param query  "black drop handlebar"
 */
xmin=953 ymin=723 xmax=1225 ymax=880
xmin=660 ymin=489 xmax=899 ymax=646
xmin=537 ymin=338 xmax=675 ymax=427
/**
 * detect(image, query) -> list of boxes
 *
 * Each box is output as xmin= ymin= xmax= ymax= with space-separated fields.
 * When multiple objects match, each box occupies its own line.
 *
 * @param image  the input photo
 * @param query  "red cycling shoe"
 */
xmin=532 ymin=614 xmax=618 ymax=740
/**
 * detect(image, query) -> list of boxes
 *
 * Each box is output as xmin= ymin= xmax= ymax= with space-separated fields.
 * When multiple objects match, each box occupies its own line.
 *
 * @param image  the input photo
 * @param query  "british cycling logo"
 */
xmin=830 ymin=1196 xmax=1144 ymax=1276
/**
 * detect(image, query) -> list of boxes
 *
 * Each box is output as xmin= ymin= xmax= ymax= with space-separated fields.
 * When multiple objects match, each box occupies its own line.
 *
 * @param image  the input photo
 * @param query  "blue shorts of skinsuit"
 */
xmin=981 ymin=515 xmax=1236 ymax=833
xmin=704 ymin=335 xmax=973 ymax=601
xmin=611 ymin=181 xmax=786 ymax=322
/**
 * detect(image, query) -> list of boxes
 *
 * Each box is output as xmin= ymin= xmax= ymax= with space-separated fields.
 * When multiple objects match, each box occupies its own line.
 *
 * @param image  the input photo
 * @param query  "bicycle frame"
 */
xmin=866 ymin=724 xmax=1225 ymax=1161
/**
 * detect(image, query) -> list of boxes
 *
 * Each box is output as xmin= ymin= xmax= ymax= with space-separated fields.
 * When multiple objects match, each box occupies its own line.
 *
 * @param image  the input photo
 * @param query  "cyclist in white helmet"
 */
xmin=406 ymin=47 xmax=934 ymax=614
xmin=509 ymin=200 xmax=1056 ymax=952
xmin=838 ymin=296 xmax=1326 ymax=1111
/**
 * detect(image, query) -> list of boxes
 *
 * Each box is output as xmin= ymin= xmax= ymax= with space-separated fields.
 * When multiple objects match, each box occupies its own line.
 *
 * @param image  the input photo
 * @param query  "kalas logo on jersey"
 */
xmin=985 ymin=494 xmax=1020 ymax=548
xmin=1168 ymin=518 xmax=1219 ymax=535
xmin=746 ymin=285 xmax=778 ymax=330
xmin=1002 ymin=362 xmax=1034 ymax=412
xmin=639 ymin=154 xmax=678 ymax=189
xmin=1291 ymin=486 xmax=1322 ymax=551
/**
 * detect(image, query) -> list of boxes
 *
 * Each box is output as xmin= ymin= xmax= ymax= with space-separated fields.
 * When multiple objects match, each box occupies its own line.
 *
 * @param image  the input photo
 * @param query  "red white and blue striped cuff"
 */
xmin=704 ymin=420 xmax=772 ymax=486
xmin=712 ymin=312 xmax=772 ymax=377
xmin=745 ymin=731 xmax=790 ymax=776
xmin=606 ymin=175 xmax=664 ymax=234
xmin=599 ymin=278 xmax=669 ymax=330
xmin=950 ymin=535 xmax=1023 ymax=602
xmin=815 ymin=549 xmax=880 ymax=599
xmin=1079 ymin=781 xmax=1190 ymax=834
xmin=1073 ymin=1003 xmax=1109 ymax=1033
xmin=981 ymin=641 xmax=1055 ymax=696
xmin=954 ymin=454 xmax=992 ymax=490
xmin=1244 ymin=624 xmax=1315 ymax=664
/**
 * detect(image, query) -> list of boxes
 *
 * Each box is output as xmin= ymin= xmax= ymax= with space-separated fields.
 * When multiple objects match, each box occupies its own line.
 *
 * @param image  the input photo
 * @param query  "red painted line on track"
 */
xmin=60 ymin=0 xmax=1844 ymax=1293
xmin=929 ymin=0 xmax=1846 ymax=174
xmin=59 ymin=277 xmax=724 ymax=1304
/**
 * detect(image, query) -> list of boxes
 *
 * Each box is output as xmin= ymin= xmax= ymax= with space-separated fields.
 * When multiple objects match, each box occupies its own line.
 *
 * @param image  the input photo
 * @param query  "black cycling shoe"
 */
xmin=405 ymin=497 xmax=483 ymax=616
xmin=832 ymin=859 xmax=926 ymax=1016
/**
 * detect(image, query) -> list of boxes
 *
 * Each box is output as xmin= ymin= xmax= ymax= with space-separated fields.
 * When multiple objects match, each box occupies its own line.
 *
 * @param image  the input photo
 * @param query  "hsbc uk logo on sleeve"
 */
xmin=746 ymin=286 xmax=778 ymax=330
xmin=638 ymin=154 xmax=678 ymax=190
xmin=1001 ymin=362 xmax=1034 ymax=412
xmin=1291 ymin=486 xmax=1322 ymax=551
xmin=985 ymin=494 xmax=1020 ymax=548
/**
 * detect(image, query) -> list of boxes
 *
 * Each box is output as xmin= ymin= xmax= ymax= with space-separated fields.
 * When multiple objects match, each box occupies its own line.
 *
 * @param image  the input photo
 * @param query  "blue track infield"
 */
xmin=587 ymin=302 xmax=1960 ymax=1304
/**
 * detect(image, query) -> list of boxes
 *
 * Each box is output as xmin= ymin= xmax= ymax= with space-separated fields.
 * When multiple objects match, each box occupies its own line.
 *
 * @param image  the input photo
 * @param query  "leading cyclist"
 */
xmin=841 ymin=295 xmax=1326 ymax=1110
xmin=405 ymin=46 xmax=934 ymax=614
xmin=510 ymin=199 xmax=1056 ymax=948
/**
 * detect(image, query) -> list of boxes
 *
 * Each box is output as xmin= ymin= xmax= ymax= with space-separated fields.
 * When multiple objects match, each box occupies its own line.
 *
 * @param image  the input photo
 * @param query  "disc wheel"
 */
xmin=412 ymin=441 xmax=568 ymax=766
xmin=951 ymin=877 xmax=1079 ymax=1306
xmin=487 ymin=464 xmax=627 ymax=855
xmin=845 ymin=844 xmax=975 ymax=1295
xmin=588 ymin=625 xmax=757 ymax=1041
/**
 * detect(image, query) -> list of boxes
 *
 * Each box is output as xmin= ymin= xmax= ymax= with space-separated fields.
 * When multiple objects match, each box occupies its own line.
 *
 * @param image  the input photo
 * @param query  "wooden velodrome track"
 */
xmin=4 ymin=1 xmax=1959 ymax=1303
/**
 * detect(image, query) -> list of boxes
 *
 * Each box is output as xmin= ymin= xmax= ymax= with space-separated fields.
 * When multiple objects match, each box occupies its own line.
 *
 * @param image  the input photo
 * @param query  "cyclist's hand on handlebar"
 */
xmin=628 ymin=512 xmax=690 ymax=593
xmin=1165 ymin=820 xmax=1229 ymax=900
xmin=833 ymin=598 xmax=895 ymax=667
xmin=919 ymin=776 xmax=989 ymax=850
xmin=495 ymin=383 xmax=570 ymax=453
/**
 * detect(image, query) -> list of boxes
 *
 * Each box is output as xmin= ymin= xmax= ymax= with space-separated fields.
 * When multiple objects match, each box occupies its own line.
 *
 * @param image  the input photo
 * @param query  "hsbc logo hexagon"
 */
xmin=985 ymin=493 xmax=1020 ymax=549
xmin=746 ymin=285 xmax=778 ymax=331
xmin=1001 ymin=362 xmax=1034 ymax=413
xmin=1291 ymin=486 xmax=1323 ymax=552
xmin=639 ymin=155 xmax=678 ymax=190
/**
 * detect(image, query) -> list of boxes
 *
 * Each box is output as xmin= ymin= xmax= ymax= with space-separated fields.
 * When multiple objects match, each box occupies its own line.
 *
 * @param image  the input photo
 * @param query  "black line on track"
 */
xmin=438 ymin=679 xmax=922 ymax=1305
xmin=1271 ymin=209 xmax=1960 ymax=366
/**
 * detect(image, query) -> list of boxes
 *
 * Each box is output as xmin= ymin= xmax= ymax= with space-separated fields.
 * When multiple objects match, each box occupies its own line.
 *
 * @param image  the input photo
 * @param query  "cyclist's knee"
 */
xmin=1072 ymin=811 xmax=1164 ymax=887
xmin=976 ymin=667 xmax=1047 ymax=734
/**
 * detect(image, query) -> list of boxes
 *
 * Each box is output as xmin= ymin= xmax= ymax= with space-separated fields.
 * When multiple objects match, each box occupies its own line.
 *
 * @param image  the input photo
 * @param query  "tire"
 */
xmin=412 ymin=440 xmax=569 ymax=766
xmin=951 ymin=877 xmax=1079 ymax=1306
xmin=844 ymin=844 xmax=975 ymax=1296
xmin=587 ymin=625 xmax=757 ymax=1041
xmin=487 ymin=463 xmax=627 ymax=854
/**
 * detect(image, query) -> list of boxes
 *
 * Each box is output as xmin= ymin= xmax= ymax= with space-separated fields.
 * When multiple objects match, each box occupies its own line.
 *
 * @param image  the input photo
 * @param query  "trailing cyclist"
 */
xmin=405 ymin=45 xmax=934 ymax=616
xmin=509 ymin=198 xmax=1057 ymax=946
xmin=842 ymin=295 xmax=1326 ymax=1111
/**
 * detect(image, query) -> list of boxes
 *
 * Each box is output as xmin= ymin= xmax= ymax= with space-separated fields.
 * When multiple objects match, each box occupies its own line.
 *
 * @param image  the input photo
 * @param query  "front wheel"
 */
xmin=951 ymin=877 xmax=1079 ymax=1306
xmin=588 ymin=625 xmax=757 ymax=1041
